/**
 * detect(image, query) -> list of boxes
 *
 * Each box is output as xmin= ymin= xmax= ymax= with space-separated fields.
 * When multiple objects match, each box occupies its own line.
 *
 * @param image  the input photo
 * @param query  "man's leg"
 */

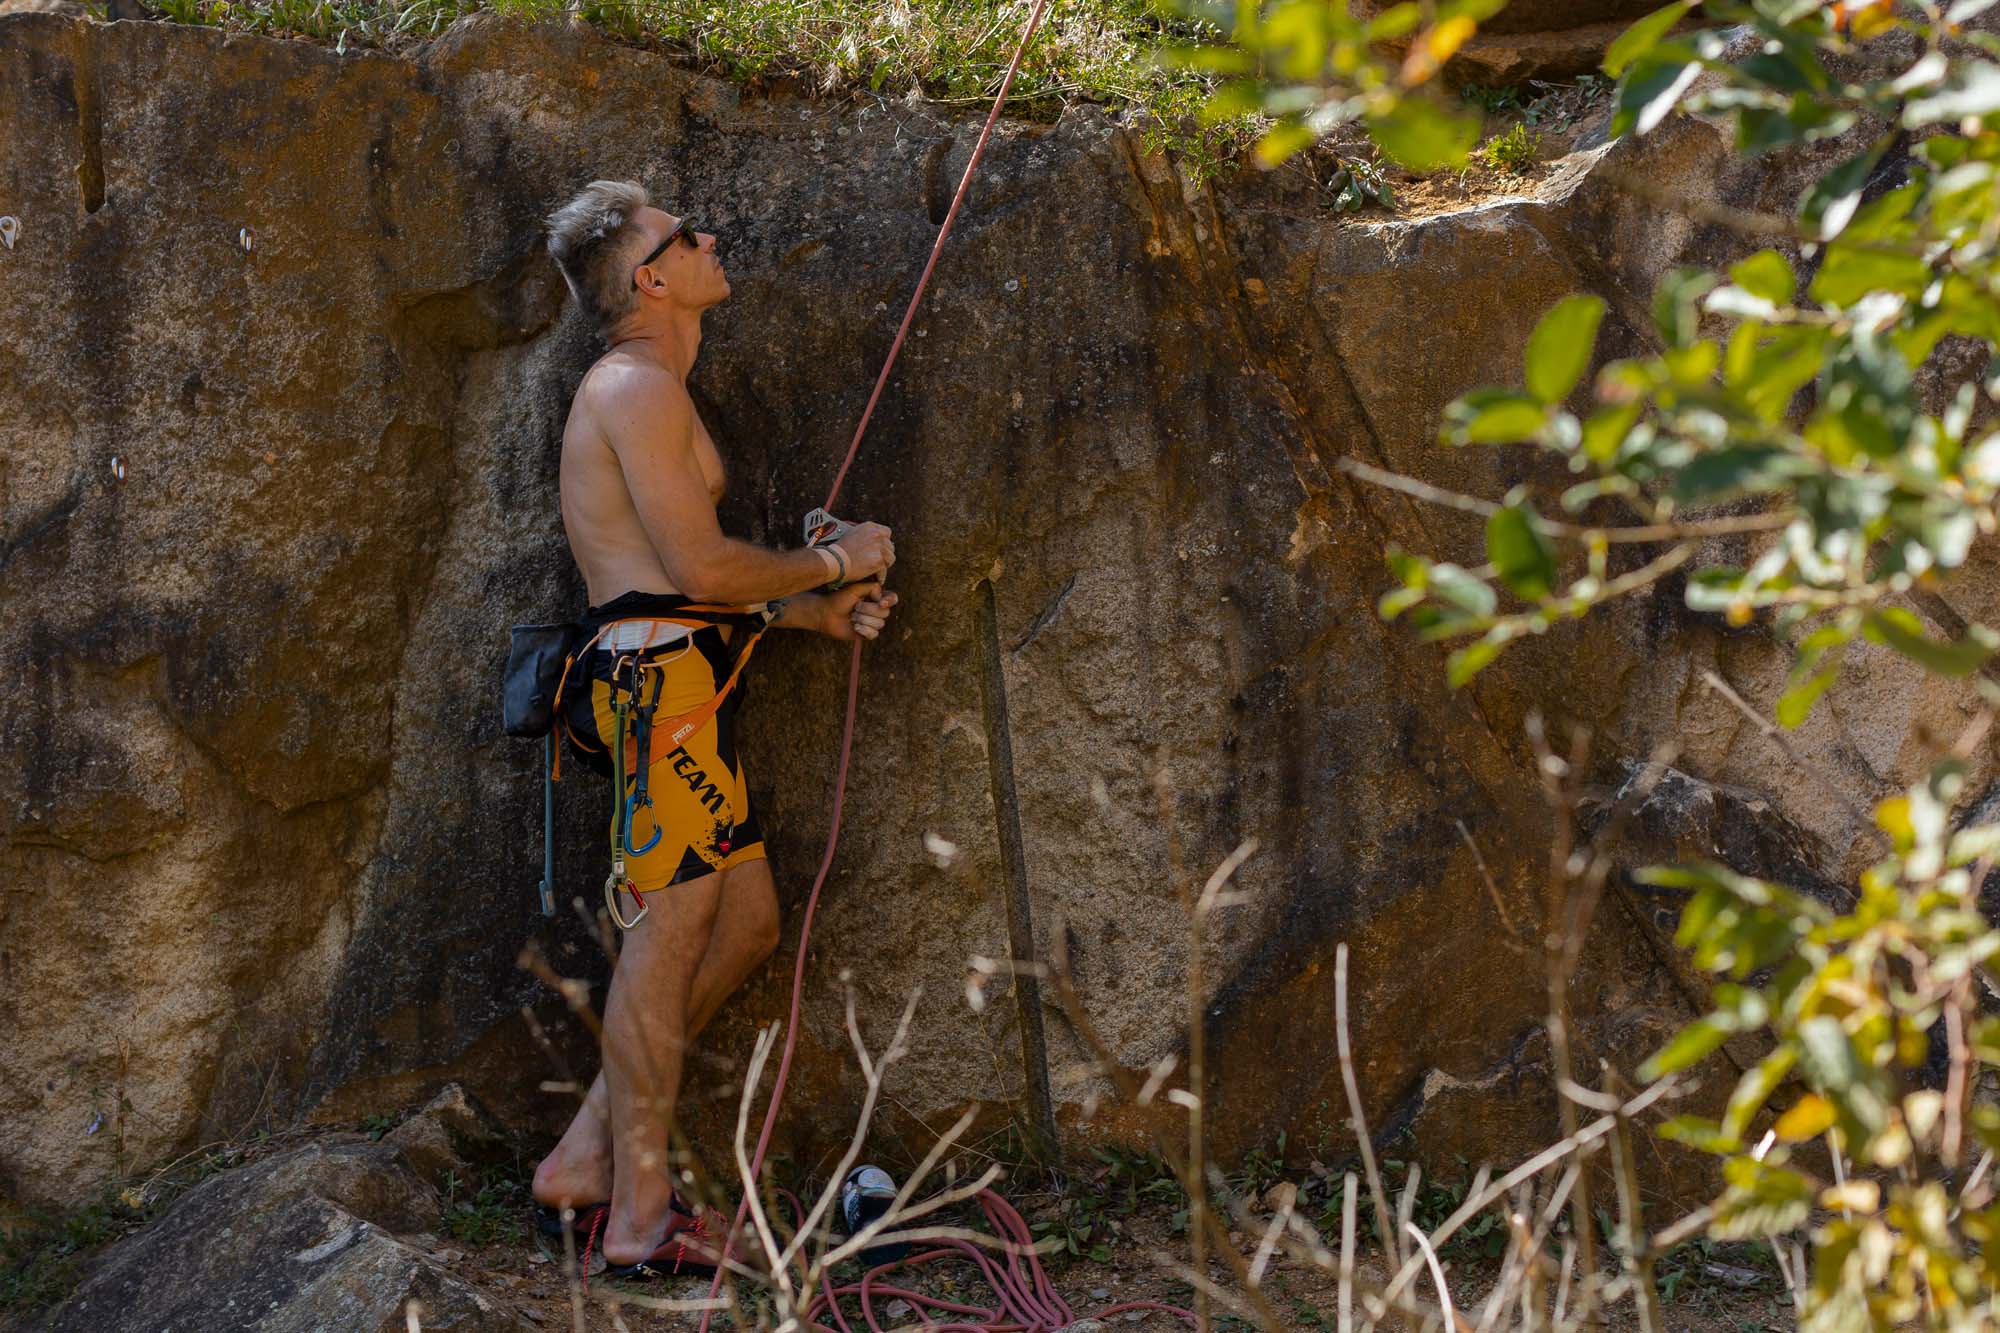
xmin=594 ymin=868 xmax=722 ymax=1263
xmin=533 ymin=859 xmax=780 ymax=1211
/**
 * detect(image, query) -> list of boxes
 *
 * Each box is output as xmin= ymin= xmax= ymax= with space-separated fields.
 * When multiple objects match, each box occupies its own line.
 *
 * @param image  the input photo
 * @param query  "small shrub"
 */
xmin=1477 ymin=123 xmax=1542 ymax=174
xmin=1326 ymin=156 xmax=1395 ymax=213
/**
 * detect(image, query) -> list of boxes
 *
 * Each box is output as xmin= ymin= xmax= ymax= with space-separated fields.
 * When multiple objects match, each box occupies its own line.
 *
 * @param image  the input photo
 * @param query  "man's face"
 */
xmin=630 ymin=206 xmax=729 ymax=310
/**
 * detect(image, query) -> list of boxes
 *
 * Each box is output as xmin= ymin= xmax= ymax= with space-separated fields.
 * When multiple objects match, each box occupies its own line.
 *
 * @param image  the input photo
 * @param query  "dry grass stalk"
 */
xmin=1335 ymin=943 xmax=1403 ymax=1274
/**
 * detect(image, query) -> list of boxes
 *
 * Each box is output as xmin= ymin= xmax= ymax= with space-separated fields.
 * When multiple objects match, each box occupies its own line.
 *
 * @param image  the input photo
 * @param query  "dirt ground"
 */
xmin=432 ymin=1202 xmax=1797 ymax=1332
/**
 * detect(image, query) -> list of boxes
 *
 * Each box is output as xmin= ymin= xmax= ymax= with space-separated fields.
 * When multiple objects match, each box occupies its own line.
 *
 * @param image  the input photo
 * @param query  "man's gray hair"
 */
xmin=546 ymin=179 xmax=651 ymax=333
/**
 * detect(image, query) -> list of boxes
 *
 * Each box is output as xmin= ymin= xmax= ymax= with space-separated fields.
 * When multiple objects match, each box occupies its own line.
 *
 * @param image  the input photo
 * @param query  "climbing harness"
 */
xmin=521 ymin=595 xmax=772 ymax=925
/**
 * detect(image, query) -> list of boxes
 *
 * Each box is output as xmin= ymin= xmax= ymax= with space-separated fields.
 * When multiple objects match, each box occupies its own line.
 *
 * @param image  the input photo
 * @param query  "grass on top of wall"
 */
xmin=129 ymin=0 xmax=1254 ymax=176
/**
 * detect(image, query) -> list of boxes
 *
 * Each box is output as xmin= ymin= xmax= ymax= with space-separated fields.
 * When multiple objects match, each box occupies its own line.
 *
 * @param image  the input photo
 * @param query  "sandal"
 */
xmin=596 ymin=1204 xmax=726 ymax=1282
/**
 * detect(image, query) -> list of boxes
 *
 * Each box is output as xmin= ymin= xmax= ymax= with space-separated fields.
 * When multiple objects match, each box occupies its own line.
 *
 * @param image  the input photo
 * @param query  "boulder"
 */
xmin=43 ymin=1140 xmax=533 ymax=1332
xmin=385 ymin=1084 xmax=517 ymax=1192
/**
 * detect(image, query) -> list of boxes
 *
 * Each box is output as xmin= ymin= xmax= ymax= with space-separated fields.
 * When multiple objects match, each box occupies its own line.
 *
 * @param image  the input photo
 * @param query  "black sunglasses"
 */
xmin=631 ymin=218 xmax=701 ymax=290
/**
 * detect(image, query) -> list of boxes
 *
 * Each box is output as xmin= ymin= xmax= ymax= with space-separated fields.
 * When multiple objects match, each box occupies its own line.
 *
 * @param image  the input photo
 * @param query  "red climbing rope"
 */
xmin=691 ymin=0 xmax=1192 ymax=1329
xmin=803 ymin=1192 xmax=1195 ymax=1332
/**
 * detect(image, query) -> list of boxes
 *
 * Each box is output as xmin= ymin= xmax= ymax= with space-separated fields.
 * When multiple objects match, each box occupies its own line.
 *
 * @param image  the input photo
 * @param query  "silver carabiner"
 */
xmin=605 ymin=872 xmax=649 ymax=931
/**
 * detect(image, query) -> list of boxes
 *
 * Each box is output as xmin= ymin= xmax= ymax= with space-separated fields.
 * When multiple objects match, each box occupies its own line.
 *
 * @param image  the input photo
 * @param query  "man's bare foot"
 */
xmin=533 ymin=1104 xmax=614 ymax=1209
xmin=599 ymin=1194 xmax=689 ymax=1267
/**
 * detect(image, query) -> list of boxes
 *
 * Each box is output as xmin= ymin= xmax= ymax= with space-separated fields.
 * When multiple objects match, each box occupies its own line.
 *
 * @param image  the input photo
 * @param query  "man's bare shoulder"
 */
xmin=577 ymin=351 xmax=692 ymax=433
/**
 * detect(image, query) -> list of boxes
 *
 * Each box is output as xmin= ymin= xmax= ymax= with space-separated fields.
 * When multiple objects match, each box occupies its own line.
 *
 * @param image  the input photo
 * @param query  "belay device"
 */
xmin=803 ymin=507 xmax=853 ymax=573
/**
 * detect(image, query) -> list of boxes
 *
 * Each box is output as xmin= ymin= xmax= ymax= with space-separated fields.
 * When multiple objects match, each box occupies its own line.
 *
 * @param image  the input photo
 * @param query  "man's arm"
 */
xmin=600 ymin=368 xmax=836 ymax=604
xmin=769 ymin=586 xmax=899 ymax=639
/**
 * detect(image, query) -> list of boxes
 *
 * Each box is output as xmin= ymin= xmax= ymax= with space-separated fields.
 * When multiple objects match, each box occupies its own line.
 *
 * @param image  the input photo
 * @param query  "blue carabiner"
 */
xmin=624 ymin=791 xmax=662 ymax=856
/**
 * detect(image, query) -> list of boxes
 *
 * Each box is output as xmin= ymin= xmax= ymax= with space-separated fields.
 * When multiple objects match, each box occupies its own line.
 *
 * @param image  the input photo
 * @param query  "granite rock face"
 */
xmin=1 ymin=11 xmax=1992 ymax=1209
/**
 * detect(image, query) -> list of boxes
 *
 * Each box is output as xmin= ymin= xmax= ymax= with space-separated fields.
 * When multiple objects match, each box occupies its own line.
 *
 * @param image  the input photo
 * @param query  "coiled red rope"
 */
xmin=693 ymin=1 xmax=1193 ymax=1329
xmin=806 ymin=1192 xmax=1193 ymax=1332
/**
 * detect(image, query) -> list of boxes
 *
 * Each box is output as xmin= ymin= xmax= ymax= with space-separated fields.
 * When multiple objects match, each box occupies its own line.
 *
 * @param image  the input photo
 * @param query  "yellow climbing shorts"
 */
xmin=573 ymin=624 xmax=767 ymax=893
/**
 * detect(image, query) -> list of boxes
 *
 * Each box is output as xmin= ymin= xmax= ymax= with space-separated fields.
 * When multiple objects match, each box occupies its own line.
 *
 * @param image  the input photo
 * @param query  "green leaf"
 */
xmin=1799 ymin=140 xmax=1888 ymax=242
xmin=1254 ymin=120 xmax=1317 ymax=165
xmin=1669 ymin=445 xmax=1807 ymax=504
xmin=1728 ymin=249 xmax=1796 ymax=306
xmin=1200 ymin=81 xmax=1263 ymax=123
xmin=1377 ymin=585 xmax=1427 ymax=620
xmin=1364 ymin=3 xmax=1423 ymax=40
xmin=1581 ymin=401 xmax=1642 ymax=465
xmin=1524 ymin=295 xmax=1606 ymax=405
xmin=1860 ymin=608 xmax=2000 ymax=678
xmin=1971 ymin=1015 xmax=2000 ymax=1066
xmin=1641 ymin=1016 xmax=1733 ymax=1080
xmin=1775 ymin=665 xmax=1838 ymax=728
xmin=1485 ymin=504 xmax=1557 ymax=600
xmin=1948 ymin=824 xmax=2000 ymax=869
xmin=1446 ymin=636 xmax=1501 ymax=688
xmin=1652 ymin=266 xmax=1720 ymax=348
xmin=1603 ymin=1 xmax=1696 ymax=78
xmin=1612 ymin=52 xmax=1702 ymax=139
xmin=1722 ymin=1047 xmax=1798 ymax=1141
xmin=1739 ymin=326 xmax=1828 ymax=420
xmin=1796 ymin=1015 xmax=1861 ymax=1097
xmin=1808 ymin=243 xmax=1932 ymax=307
xmin=1711 ymin=1158 xmax=1813 ymax=1240
xmin=1368 ymin=97 xmax=1479 ymax=172
xmin=1165 ymin=43 xmax=1254 ymax=75
xmin=1655 ymin=1114 xmax=1740 ymax=1154
xmin=1440 ymin=389 xmax=1547 ymax=445
xmin=1428 ymin=564 xmax=1496 ymax=618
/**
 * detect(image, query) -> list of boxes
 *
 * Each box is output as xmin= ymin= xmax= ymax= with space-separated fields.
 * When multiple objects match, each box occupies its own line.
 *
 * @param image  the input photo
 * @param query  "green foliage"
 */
xmin=1032 ymin=1144 xmax=1186 ymax=1263
xmin=1654 ymin=1234 xmax=1784 ymax=1307
xmin=1267 ymin=1 xmax=2000 ymax=1325
xmin=1476 ymin=121 xmax=1542 ymax=173
xmin=1375 ymin=0 xmax=2000 ymax=720
xmin=1169 ymin=0 xmax=1507 ymax=172
xmin=1640 ymin=758 xmax=2000 ymax=1324
xmin=1323 ymin=155 xmax=1396 ymax=213
xmin=440 ymin=1163 xmax=530 ymax=1247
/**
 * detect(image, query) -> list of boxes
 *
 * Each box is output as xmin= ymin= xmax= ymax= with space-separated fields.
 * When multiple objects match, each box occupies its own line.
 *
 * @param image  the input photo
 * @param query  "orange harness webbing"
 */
xmin=547 ymin=607 xmax=767 ymax=782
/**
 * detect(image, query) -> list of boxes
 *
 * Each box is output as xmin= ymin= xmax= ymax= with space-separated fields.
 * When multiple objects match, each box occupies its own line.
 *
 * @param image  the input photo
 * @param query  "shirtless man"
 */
xmin=534 ymin=180 xmax=898 ymax=1273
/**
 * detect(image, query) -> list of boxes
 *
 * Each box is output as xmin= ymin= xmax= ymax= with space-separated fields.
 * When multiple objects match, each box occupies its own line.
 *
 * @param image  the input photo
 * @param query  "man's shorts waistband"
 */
xmin=597 ymin=620 xmax=694 ymax=653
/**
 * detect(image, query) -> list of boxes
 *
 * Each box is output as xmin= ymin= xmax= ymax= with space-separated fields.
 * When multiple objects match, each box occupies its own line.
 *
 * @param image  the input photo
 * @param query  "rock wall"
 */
xmin=2 ymin=12 xmax=1991 ymax=1206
